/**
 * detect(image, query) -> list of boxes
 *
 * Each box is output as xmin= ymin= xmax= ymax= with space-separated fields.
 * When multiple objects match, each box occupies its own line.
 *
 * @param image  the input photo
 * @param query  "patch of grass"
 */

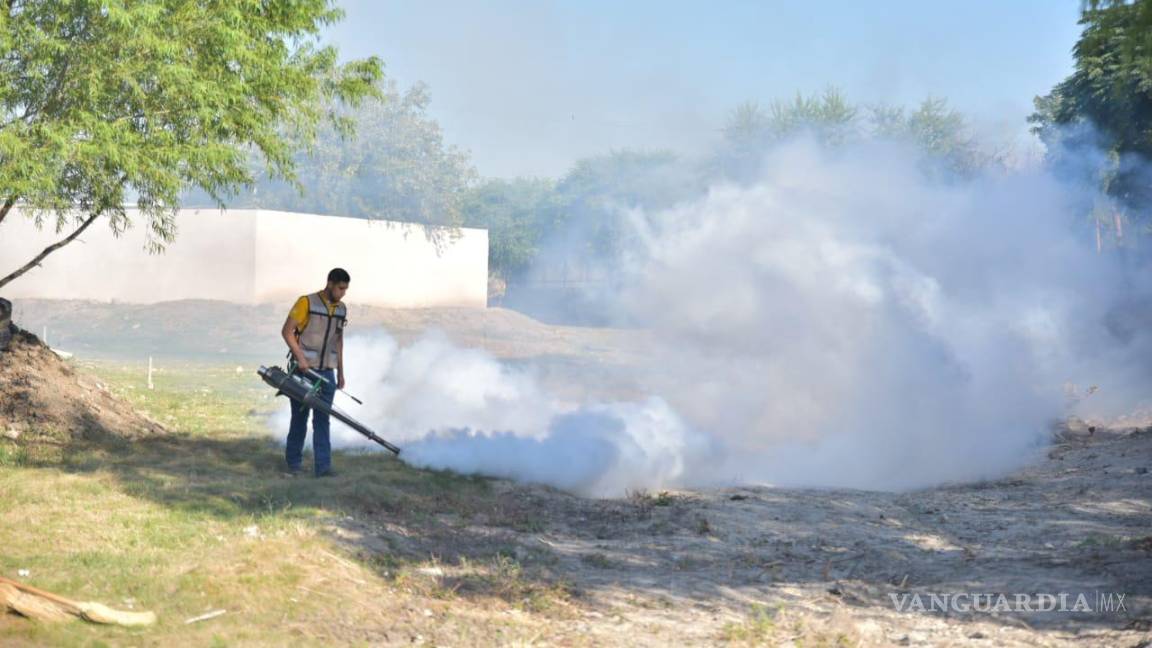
xmin=0 ymin=443 xmax=27 ymax=467
xmin=0 ymin=464 xmax=347 ymax=646
xmin=0 ymin=358 xmax=570 ymax=646
xmin=627 ymin=489 xmax=677 ymax=507
xmin=1075 ymin=533 xmax=1132 ymax=549
xmin=507 ymin=516 xmax=545 ymax=533
xmin=83 ymin=359 xmax=274 ymax=436
xmin=721 ymin=604 xmax=779 ymax=644
xmin=400 ymin=555 xmax=577 ymax=618
xmin=721 ymin=606 xmax=861 ymax=647
xmin=624 ymin=593 xmax=675 ymax=609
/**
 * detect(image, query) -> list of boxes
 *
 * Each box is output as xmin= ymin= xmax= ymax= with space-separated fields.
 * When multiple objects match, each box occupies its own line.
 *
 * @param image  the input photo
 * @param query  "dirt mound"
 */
xmin=0 ymin=328 xmax=165 ymax=443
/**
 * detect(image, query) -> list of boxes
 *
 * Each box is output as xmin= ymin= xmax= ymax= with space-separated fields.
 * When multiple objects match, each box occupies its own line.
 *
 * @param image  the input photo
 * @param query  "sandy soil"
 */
xmin=329 ymin=424 xmax=1151 ymax=646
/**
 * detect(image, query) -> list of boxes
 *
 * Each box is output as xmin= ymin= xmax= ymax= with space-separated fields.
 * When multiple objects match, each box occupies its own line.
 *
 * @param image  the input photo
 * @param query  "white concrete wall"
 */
xmin=0 ymin=207 xmax=488 ymax=308
xmin=251 ymin=210 xmax=488 ymax=308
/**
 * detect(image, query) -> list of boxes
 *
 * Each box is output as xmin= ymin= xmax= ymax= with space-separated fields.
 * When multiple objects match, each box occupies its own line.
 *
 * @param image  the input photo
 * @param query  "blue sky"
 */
xmin=326 ymin=1 xmax=1083 ymax=178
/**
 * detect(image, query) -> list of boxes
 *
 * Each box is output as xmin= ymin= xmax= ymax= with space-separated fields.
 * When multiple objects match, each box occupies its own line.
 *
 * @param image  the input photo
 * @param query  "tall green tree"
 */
xmin=0 ymin=0 xmax=382 ymax=289
xmin=713 ymin=89 xmax=986 ymax=183
xmin=1030 ymin=0 xmax=1152 ymax=216
xmin=213 ymin=80 xmax=476 ymax=231
xmin=870 ymin=98 xmax=987 ymax=178
xmin=712 ymin=87 xmax=858 ymax=182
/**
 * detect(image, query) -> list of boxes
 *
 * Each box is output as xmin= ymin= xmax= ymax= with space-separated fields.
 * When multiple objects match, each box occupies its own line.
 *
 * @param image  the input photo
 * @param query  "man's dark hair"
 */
xmin=327 ymin=267 xmax=351 ymax=284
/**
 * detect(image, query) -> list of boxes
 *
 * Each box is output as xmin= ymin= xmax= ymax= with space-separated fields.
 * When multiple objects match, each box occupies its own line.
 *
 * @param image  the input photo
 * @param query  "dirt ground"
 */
xmin=325 ymin=423 xmax=1151 ymax=647
xmin=3 ymin=299 xmax=1151 ymax=645
xmin=0 ymin=328 xmax=165 ymax=443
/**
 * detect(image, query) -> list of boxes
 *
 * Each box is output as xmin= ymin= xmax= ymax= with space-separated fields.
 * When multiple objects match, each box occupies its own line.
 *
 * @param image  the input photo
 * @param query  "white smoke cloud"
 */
xmin=271 ymin=138 xmax=1151 ymax=495
xmin=272 ymin=330 xmax=714 ymax=497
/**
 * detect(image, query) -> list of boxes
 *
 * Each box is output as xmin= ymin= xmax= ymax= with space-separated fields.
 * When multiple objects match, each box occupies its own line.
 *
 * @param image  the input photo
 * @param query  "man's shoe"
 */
xmin=283 ymin=466 xmax=303 ymax=478
xmin=315 ymin=469 xmax=337 ymax=478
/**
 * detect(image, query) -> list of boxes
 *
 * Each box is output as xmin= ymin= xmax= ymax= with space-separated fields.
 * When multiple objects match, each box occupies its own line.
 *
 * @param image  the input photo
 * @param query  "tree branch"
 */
xmin=0 ymin=197 xmax=16 ymax=228
xmin=0 ymin=210 xmax=102 ymax=291
xmin=26 ymin=56 xmax=74 ymax=124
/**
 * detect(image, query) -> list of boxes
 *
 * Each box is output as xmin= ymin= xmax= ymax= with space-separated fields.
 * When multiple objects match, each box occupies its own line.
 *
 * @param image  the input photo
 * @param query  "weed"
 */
xmin=510 ymin=516 xmax=545 ymax=533
xmin=0 ymin=443 xmax=27 ymax=467
xmin=721 ymin=606 xmax=861 ymax=647
xmin=627 ymin=489 xmax=676 ymax=507
xmin=1075 ymin=533 xmax=1131 ymax=549
xmin=721 ymin=604 xmax=778 ymax=644
xmin=580 ymin=553 xmax=613 ymax=569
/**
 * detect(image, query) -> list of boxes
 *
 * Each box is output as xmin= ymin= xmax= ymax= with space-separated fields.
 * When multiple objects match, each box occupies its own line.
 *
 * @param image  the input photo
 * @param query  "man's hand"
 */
xmin=337 ymin=374 xmax=346 ymax=390
xmin=295 ymin=356 xmax=312 ymax=374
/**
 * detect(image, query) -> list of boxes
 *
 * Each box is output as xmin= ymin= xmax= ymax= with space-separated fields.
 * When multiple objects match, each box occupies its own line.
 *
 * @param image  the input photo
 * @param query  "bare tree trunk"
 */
xmin=0 ymin=198 xmax=17 ymax=228
xmin=0 ymin=296 xmax=11 ymax=351
xmin=0 ymin=211 xmax=102 ymax=290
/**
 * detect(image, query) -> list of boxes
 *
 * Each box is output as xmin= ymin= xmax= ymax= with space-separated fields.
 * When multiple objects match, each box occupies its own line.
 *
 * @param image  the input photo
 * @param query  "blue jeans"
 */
xmin=285 ymin=368 xmax=337 ymax=475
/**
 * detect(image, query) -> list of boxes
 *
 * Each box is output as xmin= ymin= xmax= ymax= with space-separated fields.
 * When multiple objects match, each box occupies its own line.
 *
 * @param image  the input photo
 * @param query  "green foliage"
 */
xmin=0 ymin=442 xmax=28 ymax=467
xmin=768 ymin=88 xmax=859 ymax=147
xmin=214 ymin=80 xmax=477 ymax=229
xmin=713 ymin=88 xmax=983 ymax=182
xmin=551 ymin=149 xmax=697 ymax=260
xmin=460 ymin=177 xmax=557 ymax=280
xmin=557 ymin=149 xmax=696 ymax=212
xmin=463 ymin=150 xmax=694 ymax=284
xmin=1030 ymin=0 xmax=1152 ymax=212
xmin=714 ymin=88 xmax=858 ymax=181
xmin=720 ymin=604 xmax=779 ymax=644
xmin=473 ymin=92 xmax=984 ymax=300
xmin=0 ymin=0 xmax=382 ymax=288
xmin=870 ymin=98 xmax=987 ymax=178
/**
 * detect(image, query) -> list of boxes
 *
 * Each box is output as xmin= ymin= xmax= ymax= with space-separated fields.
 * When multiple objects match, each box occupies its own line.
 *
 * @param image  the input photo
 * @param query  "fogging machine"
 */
xmin=256 ymin=365 xmax=401 ymax=455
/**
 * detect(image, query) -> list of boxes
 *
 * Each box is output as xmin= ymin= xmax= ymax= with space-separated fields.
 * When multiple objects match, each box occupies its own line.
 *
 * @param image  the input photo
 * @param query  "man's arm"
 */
xmin=336 ymin=328 xmax=345 ymax=390
xmin=281 ymin=316 xmax=310 ymax=372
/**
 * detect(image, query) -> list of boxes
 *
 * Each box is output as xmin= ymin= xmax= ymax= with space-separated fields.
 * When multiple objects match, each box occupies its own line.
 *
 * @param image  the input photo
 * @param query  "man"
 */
xmin=281 ymin=268 xmax=350 ymax=477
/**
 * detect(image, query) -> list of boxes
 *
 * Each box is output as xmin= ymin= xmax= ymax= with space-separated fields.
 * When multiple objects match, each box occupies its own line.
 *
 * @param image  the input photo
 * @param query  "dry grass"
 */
xmin=0 ymin=358 xmax=576 ymax=646
xmin=719 ymin=606 xmax=862 ymax=647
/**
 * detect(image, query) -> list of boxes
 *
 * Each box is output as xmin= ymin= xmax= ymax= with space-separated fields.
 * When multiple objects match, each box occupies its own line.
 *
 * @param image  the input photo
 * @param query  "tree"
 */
xmin=767 ymin=88 xmax=858 ymax=147
xmin=713 ymin=89 xmax=987 ymax=183
xmin=208 ymin=80 xmax=477 ymax=231
xmin=468 ymin=150 xmax=698 ymax=324
xmin=460 ymin=177 xmax=557 ymax=282
xmin=712 ymin=87 xmax=858 ymax=182
xmin=869 ymin=97 xmax=987 ymax=178
xmin=0 ymin=0 xmax=382 ymax=290
xmin=551 ymin=149 xmax=699 ymax=262
xmin=1030 ymin=0 xmax=1152 ymax=217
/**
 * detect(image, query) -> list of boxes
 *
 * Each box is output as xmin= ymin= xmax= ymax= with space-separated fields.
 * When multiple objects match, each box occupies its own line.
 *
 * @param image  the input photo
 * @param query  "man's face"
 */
xmin=326 ymin=281 xmax=349 ymax=303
